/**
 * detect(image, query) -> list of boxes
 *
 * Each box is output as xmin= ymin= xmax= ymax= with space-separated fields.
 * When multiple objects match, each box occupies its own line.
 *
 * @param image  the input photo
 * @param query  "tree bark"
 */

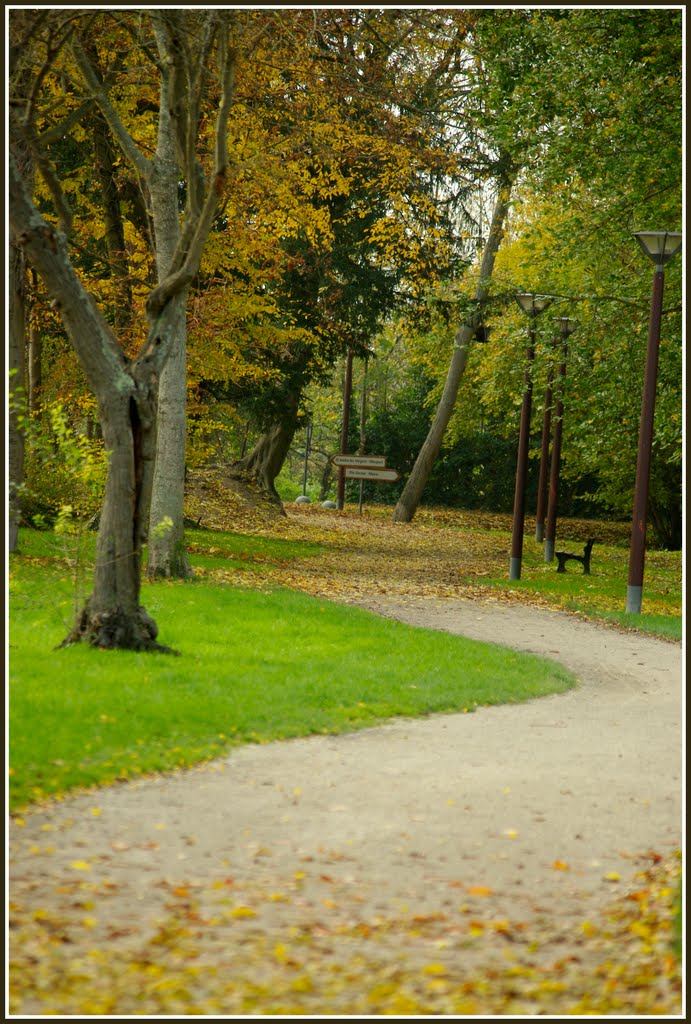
xmin=227 ymin=393 xmax=301 ymax=512
xmin=9 ymin=241 xmax=27 ymax=553
xmin=146 ymin=290 xmax=193 ymax=576
xmin=392 ymin=179 xmax=513 ymax=523
xmin=28 ymin=270 xmax=42 ymax=414
xmin=143 ymin=30 xmax=193 ymax=579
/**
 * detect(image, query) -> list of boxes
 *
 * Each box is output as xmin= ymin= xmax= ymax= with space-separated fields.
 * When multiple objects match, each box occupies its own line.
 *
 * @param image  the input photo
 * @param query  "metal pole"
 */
xmin=544 ymin=338 xmax=568 ymax=563
xmin=626 ymin=268 xmax=665 ymax=614
xmin=509 ymin=325 xmax=535 ymax=580
xmin=337 ymin=349 xmax=354 ymax=511
xmin=358 ymin=357 xmax=368 ymax=516
xmin=534 ymin=352 xmax=555 ymax=542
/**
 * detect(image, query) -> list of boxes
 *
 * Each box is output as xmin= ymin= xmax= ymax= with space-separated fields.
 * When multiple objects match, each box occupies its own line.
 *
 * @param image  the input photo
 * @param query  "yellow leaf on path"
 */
xmin=423 ymin=963 xmax=447 ymax=976
xmin=90 ymin=808 xmax=102 ymax=816
xmin=229 ymin=905 xmax=257 ymax=918
xmin=467 ymin=885 xmax=494 ymax=897
xmin=552 ymin=859 xmax=570 ymax=870
xmin=503 ymin=829 xmax=519 ymax=839
xmin=70 ymin=860 xmax=91 ymax=871
xmin=604 ymin=871 xmax=621 ymax=882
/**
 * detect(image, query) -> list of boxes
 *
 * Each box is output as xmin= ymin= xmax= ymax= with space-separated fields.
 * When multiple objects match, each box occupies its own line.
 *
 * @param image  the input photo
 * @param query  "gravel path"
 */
xmin=8 ymin=597 xmax=683 ymax=1014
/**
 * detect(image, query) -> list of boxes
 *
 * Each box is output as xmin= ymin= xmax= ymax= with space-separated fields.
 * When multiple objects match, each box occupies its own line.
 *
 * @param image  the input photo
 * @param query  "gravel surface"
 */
xmin=9 ymin=597 xmax=683 ymax=1012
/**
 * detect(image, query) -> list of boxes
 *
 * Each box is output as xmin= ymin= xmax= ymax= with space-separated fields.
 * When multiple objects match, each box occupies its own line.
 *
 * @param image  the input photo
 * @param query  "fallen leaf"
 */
xmin=467 ymin=885 xmax=494 ymax=897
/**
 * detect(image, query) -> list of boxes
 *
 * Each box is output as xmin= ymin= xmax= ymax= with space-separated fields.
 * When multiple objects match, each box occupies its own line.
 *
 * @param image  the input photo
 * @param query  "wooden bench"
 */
xmin=555 ymin=539 xmax=595 ymax=575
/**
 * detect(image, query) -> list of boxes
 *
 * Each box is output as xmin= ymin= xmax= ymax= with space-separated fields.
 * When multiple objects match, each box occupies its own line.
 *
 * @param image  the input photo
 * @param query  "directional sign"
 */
xmin=344 ymin=466 xmax=400 ymax=482
xmin=331 ymin=454 xmax=387 ymax=468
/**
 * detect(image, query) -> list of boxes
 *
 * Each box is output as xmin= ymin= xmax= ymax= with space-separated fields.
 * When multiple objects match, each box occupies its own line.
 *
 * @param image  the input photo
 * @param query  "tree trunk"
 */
xmin=145 ymin=95 xmax=192 ymax=578
xmin=10 ymin=154 xmax=176 ymax=652
xmin=227 ymin=395 xmax=301 ymax=513
xmin=393 ymin=179 xmax=513 ymax=523
xmin=28 ymin=270 xmax=42 ymax=414
xmin=62 ymin=389 xmax=172 ymax=651
xmin=9 ymin=241 xmax=26 ymax=553
xmin=91 ymin=110 xmax=133 ymax=332
xmin=146 ymin=290 xmax=193 ymax=577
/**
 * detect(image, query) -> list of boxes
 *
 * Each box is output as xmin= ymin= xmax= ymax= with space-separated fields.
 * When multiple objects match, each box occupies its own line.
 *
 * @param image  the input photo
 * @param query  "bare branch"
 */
xmin=145 ymin=28 xmax=237 ymax=319
xmin=8 ymin=152 xmax=130 ymax=397
xmin=70 ymin=33 xmax=151 ymax=180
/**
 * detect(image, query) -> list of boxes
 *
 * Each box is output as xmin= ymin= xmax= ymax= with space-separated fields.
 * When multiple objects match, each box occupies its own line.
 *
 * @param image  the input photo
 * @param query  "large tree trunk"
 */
xmin=9 ymin=241 xmax=27 ymax=553
xmin=10 ymin=9 xmax=236 ymax=648
xmin=145 ymin=50 xmax=192 ymax=579
xmin=9 ymin=154 xmax=175 ymax=652
xmin=146 ymin=290 xmax=193 ymax=576
xmin=393 ymin=180 xmax=513 ymax=523
xmin=227 ymin=395 xmax=301 ymax=513
xmin=62 ymin=388 xmax=169 ymax=651
xmin=28 ymin=270 xmax=42 ymax=414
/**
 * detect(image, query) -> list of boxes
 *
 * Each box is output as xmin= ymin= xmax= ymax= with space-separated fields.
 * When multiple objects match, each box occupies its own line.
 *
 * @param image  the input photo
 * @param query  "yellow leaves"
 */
xmin=70 ymin=860 xmax=92 ymax=871
xmin=466 ymin=885 xmax=494 ymax=897
xmin=422 ymin=962 xmax=447 ymax=976
xmin=228 ymin=906 xmax=257 ymax=919
xmin=503 ymin=829 xmax=519 ymax=839
xmin=551 ymin=859 xmax=570 ymax=871
xmin=603 ymin=871 xmax=621 ymax=882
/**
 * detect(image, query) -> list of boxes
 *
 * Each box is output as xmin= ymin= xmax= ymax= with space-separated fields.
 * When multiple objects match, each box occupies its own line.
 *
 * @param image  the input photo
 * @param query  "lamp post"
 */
xmin=336 ymin=348 xmax=354 ymax=510
xmin=544 ymin=318 xmax=578 ymax=562
xmin=625 ymin=230 xmax=682 ymax=614
xmin=534 ymin=346 xmax=556 ymax=543
xmin=509 ymin=293 xmax=555 ymax=580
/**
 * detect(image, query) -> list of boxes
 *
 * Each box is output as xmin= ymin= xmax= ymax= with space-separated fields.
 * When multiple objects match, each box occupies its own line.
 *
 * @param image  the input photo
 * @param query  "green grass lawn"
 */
xmin=9 ymin=529 xmax=575 ymax=812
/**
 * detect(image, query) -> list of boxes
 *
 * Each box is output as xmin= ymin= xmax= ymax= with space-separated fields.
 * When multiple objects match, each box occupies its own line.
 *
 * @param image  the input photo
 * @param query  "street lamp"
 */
xmin=509 ymin=293 xmax=556 ymax=580
xmin=535 ymin=340 xmax=557 ymax=543
xmin=544 ymin=318 xmax=578 ymax=562
xmin=625 ymin=230 xmax=682 ymax=614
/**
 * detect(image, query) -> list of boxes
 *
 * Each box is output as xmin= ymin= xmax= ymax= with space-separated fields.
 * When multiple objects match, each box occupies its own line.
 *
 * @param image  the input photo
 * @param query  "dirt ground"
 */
xmin=8 ymin=593 xmax=683 ymax=1015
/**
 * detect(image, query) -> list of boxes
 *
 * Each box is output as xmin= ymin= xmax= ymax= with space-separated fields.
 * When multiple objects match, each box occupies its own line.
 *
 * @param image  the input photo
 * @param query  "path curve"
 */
xmin=9 ymin=598 xmax=683 ymax=1013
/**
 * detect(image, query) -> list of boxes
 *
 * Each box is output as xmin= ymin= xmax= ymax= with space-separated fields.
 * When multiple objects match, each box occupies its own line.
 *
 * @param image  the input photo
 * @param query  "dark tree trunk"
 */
xmin=227 ymin=397 xmax=301 ymax=513
xmin=61 ymin=388 xmax=173 ymax=651
xmin=9 ymin=242 xmax=27 ymax=553
xmin=91 ymin=109 xmax=133 ymax=332
xmin=10 ymin=154 xmax=176 ymax=652
xmin=28 ymin=270 xmax=42 ymax=414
